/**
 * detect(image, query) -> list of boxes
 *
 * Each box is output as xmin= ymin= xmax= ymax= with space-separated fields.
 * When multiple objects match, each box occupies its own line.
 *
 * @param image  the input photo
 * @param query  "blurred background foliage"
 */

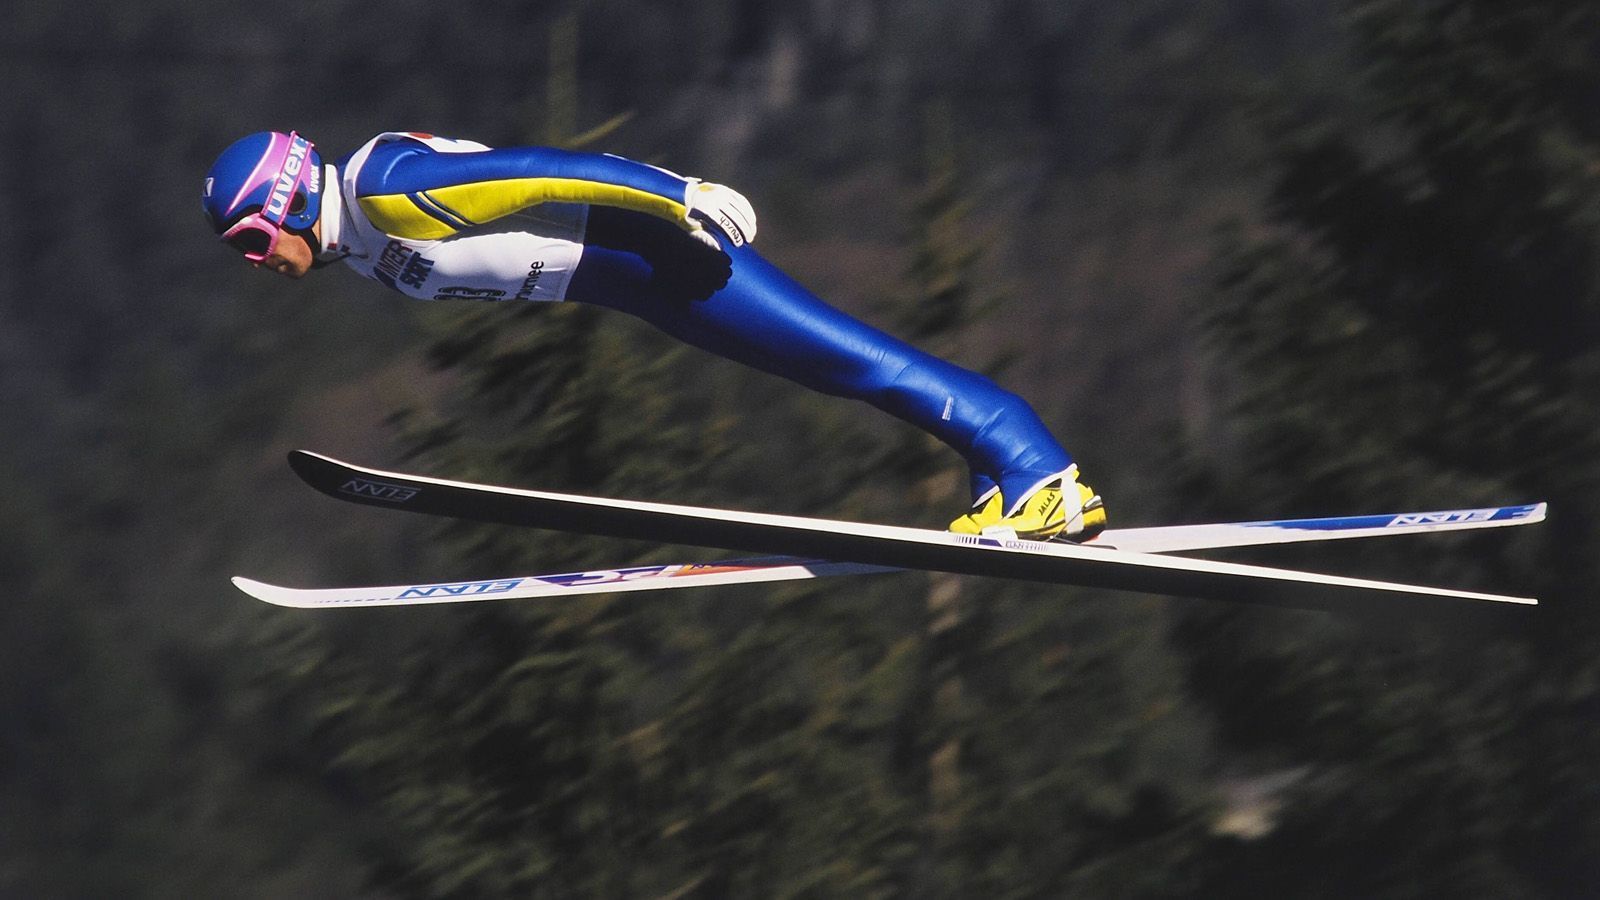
xmin=2 ymin=0 xmax=1596 ymax=896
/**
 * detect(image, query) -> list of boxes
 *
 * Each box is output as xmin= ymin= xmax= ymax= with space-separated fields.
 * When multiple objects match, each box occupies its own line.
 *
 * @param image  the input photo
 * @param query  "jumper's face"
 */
xmin=221 ymin=219 xmax=316 ymax=278
xmin=248 ymin=229 xmax=314 ymax=279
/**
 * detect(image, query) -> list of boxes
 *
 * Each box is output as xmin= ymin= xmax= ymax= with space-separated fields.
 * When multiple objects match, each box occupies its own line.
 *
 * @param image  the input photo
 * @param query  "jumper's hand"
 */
xmin=683 ymin=180 xmax=757 ymax=250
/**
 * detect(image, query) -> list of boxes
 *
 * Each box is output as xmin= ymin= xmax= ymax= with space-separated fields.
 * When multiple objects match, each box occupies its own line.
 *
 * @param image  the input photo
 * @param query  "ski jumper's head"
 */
xmin=202 ymin=131 xmax=325 ymax=276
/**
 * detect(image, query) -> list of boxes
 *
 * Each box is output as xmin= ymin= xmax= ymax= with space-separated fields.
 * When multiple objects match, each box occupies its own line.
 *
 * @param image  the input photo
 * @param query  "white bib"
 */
xmin=336 ymin=133 xmax=589 ymax=303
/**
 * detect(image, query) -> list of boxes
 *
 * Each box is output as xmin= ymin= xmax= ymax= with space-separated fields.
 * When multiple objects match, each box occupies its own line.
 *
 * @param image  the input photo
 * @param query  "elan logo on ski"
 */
xmin=398 ymin=579 xmax=524 ymax=599
xmin=339 ymin=477 xmax=420 ymax=503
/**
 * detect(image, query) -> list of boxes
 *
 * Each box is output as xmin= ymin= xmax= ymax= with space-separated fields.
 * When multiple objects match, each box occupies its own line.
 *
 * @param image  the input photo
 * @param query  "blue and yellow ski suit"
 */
xmin=321 ymin=132 xmax=1074 ymax=508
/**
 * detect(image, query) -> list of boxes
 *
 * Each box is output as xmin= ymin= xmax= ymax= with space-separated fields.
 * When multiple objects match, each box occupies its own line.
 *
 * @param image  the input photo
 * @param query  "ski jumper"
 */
xmin=323 ymin=132 xmax=1074 ymax=507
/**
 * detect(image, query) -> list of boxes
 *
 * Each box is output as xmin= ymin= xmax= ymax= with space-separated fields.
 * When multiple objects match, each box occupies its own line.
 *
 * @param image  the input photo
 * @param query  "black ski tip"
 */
xmin=287 ymin=449 xmax=344 ymax=496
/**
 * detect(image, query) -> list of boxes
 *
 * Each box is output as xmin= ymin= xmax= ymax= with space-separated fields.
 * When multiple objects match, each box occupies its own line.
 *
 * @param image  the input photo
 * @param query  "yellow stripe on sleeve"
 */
xmin=358 ymin=195 xmax=459 ymax=240
xmin=426 ymin=178 xmax=688 ymax=229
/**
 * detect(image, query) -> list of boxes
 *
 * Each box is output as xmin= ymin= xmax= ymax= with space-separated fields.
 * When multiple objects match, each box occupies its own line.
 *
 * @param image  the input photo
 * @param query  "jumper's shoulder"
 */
xmin=351 ymin=137 xmax=435 ymax=197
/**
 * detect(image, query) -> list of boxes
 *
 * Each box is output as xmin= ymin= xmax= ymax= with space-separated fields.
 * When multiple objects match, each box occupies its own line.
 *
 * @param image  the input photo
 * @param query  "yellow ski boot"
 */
xmin=948 ymin=468 xmax=1107 ymax=543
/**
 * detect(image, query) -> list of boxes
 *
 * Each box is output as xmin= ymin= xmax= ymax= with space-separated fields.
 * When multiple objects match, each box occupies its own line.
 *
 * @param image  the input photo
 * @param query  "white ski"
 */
xmin=231 ymin=451 xmax=1544 ymax=610
xmin=1097 ymin=504 xmax=1545 ymax=553
xmin=235 ymin=558 xmax=890 ymax=608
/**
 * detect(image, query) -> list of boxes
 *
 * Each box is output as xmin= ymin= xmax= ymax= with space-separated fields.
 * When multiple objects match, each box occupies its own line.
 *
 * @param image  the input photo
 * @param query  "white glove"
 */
xmin=683 ymin=179 xmax=757 ymax=250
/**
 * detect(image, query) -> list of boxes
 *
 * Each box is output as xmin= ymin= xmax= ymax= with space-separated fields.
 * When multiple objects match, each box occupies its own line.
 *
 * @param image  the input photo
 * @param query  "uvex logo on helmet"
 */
xmin=264 ymin=137 xmax=311 ymax=219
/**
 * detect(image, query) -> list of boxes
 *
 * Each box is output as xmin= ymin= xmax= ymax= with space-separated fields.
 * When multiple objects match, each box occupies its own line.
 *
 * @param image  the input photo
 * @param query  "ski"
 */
xmin=234 ymin=558 xmax=891 ymax=608
xmin=231 ymin=451 xmax=1544 ymax=610
xmin=1095 ymin=503 xmax=1545 ymax=553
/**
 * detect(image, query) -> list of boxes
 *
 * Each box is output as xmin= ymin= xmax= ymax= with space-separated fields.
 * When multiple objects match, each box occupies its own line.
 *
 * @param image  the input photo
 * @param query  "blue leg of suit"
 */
xmin=567 ymin=208 xmax=1072 ymax=508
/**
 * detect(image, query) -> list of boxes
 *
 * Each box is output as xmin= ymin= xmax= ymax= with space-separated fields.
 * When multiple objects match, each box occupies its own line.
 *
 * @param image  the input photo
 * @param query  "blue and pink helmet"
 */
xmin=201 ymin=131 xmax=324 ymax=236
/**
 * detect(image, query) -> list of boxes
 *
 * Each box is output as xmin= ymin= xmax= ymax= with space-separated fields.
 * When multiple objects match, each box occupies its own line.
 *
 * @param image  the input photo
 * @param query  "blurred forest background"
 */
xmin=3 ymin=0 xmax=1598 ymax=896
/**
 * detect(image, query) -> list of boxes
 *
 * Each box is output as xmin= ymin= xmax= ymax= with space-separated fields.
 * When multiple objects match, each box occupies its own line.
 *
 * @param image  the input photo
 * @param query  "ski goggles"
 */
xmin=219 ymin=132 xmax=312 ymax=263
